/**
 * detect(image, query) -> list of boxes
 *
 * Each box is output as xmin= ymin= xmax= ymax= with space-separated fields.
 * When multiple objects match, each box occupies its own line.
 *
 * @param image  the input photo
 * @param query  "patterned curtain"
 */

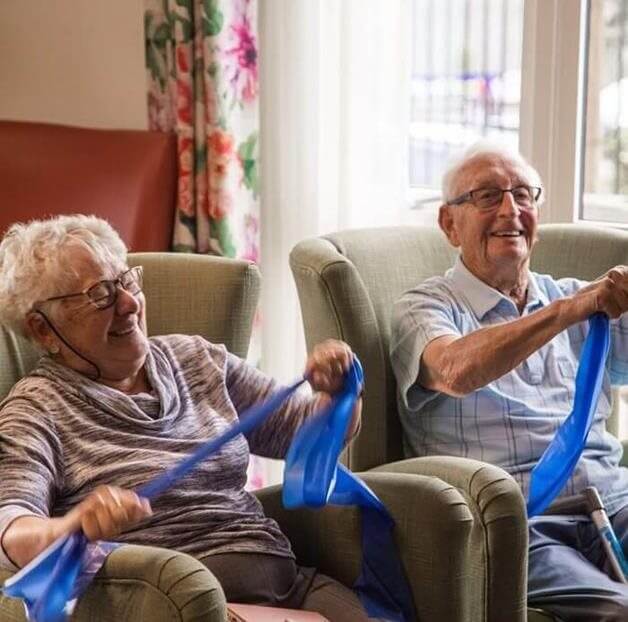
xmin=144 ymin=0 xmax=265 ymax=488
xmin=144 ymin=0 xmax=259 ymax=259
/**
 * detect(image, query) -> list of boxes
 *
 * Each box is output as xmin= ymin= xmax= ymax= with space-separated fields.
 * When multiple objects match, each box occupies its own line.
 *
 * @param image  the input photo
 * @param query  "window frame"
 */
xmin=519 ymin=0 xmax=589 ymax=225
xmin=407 ymin=0 xmax=628 ymax=229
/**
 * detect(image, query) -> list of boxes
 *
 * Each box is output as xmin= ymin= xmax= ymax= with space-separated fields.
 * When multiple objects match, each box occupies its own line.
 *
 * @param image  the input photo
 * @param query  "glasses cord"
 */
xmin=34 ymin=310 xmax=102 ymax=381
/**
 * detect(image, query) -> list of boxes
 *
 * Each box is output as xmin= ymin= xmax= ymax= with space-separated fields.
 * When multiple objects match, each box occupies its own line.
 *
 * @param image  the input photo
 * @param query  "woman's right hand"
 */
xmin=63 ymin=485 xmax=152 ymax=541
xmin=2 ymin=486 xmax=152 ymax=568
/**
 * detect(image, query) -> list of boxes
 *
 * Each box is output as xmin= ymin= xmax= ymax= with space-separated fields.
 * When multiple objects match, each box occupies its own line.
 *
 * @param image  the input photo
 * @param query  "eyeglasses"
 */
xmin=447 ymin=185 xmax=542 ymax=211
xmin=40 ymin=266 xmax=144 ymax=310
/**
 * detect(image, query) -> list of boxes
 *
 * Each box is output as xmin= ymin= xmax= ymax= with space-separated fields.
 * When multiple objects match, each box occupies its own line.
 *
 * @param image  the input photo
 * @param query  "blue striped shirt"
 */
xmin=391 ymin=257 xmax=628 ymax=515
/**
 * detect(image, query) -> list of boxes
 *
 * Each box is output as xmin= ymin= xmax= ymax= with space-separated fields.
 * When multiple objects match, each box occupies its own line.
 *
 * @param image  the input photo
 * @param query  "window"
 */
xmin=406 ymin=0 xmax=628 ymax=440
xmin=582 ymin=0 xmax=628 ymax=224
xmin=408 ymin=0 xmax=628 ymax=230
xmin=409 ymin=0 xmax=525 ymax=222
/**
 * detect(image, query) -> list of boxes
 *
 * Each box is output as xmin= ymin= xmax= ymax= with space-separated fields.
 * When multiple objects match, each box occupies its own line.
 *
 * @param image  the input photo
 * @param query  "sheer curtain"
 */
xmin=258 ymin=0 xmax=410 ymax=481
xmin=259 ymin=0 xmax=410 ymax=381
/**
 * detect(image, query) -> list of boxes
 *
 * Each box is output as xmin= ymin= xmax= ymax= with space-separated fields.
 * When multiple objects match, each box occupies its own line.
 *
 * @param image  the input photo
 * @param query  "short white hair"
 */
xmin=0 ymin=215 xmax=128 ymax=337
xmin=441 ymin=141 xmax=544 ymax=205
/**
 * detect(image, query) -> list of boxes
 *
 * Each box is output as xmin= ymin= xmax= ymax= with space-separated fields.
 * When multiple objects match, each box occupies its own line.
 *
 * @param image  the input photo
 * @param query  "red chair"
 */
xmin=0 ymin=120 xmax=176 ymax=251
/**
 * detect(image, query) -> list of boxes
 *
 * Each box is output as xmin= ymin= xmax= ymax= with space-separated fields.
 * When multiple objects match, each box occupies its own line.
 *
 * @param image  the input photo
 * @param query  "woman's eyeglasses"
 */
xmin=39 ymin=266 xmax=144 ymax=310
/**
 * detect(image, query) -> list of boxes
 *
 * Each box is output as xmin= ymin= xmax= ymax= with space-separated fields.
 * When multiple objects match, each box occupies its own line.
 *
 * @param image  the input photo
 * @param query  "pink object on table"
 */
xmin=227 ymin=603 xmax=329 ymax=622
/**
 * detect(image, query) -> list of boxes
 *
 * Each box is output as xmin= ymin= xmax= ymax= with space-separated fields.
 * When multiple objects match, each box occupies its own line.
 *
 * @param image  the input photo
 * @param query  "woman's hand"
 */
xmin=305 ymin=339 xmax=355 ymax=394
xmin=2 ymin=485 xmax=152 ymax=568
xmin=63 ymin=485 xmax=152 ymax=541
xmin=305 ymin=339 xmax=363 ymax=440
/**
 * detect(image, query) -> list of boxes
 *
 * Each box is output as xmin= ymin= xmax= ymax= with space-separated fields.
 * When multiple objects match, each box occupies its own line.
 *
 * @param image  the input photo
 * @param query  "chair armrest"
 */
xmin=0 ymin=568 xmax=25 ymax=622
xmin=258 ymin=471 xmax=489 ymax=622
xmin=373 ymin=456 xmax=528 ymax=622
xmin=1 ymin=545 xmax=227 ymax=622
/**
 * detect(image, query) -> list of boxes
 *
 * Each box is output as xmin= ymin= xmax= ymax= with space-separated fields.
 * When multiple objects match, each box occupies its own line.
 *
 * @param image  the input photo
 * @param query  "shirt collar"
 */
xmin=525 ymin=270 xmax=549 ymax=312
xmin=448 ymin=255 xmax=548 ymax=319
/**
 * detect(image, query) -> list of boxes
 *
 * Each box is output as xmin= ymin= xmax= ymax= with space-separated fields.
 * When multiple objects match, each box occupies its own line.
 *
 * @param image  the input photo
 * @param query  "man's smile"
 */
xmin=491 ymin=230 xmax=524 ymax=238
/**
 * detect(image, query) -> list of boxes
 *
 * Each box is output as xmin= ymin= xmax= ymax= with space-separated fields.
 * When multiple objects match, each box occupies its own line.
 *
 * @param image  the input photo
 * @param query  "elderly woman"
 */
xmin=0 ymin=215 xmax=367 ymax=621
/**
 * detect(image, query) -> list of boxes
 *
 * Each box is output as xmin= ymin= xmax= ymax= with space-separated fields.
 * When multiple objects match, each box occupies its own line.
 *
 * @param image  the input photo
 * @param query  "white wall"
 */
xmin=0 ymin=0 xmax=147 ymax=130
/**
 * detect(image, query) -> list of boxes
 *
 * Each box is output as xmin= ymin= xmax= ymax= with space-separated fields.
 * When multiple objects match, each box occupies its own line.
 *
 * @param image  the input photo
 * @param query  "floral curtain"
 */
xmin=144 ymin=0 xmax=259 ymax=259
xmin=145 ymin=0 xmax=265 ymax=487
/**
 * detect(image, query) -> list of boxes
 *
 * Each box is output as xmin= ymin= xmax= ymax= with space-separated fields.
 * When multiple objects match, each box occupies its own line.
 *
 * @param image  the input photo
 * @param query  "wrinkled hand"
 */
xmin=66 ymin=485 xmax=152 ymax=541
xmin=305 ymin=340 xmax=363 ymax=440
xmin=572 ymin=265 xmax=628 ymax=320
xmin=305 ymin=339 xmax=355 ymax=394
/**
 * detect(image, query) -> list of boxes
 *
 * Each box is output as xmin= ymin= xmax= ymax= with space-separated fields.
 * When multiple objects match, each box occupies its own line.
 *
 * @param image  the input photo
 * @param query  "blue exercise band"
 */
xmin=527 ymin=313 xmax=611 ymax=517
xmin=284 ymin=359 xmax=416 ymax=621
xmin=3 ymin=359 xmax=415 ymax=622
xmin=3 ymin=378 xmax=307 ymax=622
xmin=6 ymin=310 xmax=614 ymax=620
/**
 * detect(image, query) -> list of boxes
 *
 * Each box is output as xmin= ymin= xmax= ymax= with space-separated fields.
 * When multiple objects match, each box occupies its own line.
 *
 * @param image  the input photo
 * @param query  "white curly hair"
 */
xmin=0 ymin=215 xmax=128 ymax=337
xmin=441 ymin=141 xmax=545 ymax=206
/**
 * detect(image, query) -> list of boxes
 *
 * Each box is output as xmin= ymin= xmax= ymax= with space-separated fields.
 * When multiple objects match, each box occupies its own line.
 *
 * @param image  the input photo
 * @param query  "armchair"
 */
xmin=0 ymin=251 xmax=465 ymax=621
xmin=0 ymin=120 xmax=177 ymax=252
xmin=290 ymin=223 xmax=628 ymax=622
xmin=0 ymin=252 xmax=261 ymax=621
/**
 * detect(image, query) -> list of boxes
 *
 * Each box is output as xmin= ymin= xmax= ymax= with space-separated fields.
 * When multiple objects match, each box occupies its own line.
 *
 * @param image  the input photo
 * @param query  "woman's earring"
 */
xmin=49 ymin=344 xmax=60 ymax=355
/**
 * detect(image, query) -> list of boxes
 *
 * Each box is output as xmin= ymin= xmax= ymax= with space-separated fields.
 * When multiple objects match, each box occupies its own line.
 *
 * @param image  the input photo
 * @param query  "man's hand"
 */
xmin=570 ymin=265 xmax=628 ymax=321
xmin=62 ymin=485 xmax=152 ymax=541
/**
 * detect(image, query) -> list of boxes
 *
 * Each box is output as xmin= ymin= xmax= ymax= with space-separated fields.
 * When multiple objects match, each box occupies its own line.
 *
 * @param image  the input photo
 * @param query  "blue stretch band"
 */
xmin=3 ymin=358 xmax=415 ymax=621
xmin=527 ymin=313 xmax=611 ymax=517
xmin=3 ymin=378 xmax=306 ymax=622
xmin=283 ymin=359 xmax=416 ymax=621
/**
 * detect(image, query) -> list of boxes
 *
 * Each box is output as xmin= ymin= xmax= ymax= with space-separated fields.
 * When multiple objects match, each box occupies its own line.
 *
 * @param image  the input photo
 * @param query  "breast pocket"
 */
xmin=557 ymin=358 xmax=577 ymax=380
xmin=522 ymin=351 xmax=544 ymax=385
xmin=555 ymin=357 xmax=579 ymax=408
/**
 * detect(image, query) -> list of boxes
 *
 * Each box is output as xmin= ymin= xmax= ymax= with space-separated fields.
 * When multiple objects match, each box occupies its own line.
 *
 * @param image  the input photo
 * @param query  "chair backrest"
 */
xmin=290 ymin=224 xmax=628 ymax=472
xmin=0 ymin=253 xmax=261 ymax=401
xmin=0 ymin=121 xmax=176 ymax=251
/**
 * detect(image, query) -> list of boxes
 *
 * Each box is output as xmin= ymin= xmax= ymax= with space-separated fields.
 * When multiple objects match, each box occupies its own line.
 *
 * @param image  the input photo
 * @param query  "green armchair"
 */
xmin=0 ymin=251 xmax=469 ymax=622
xmin=290 ymin=223 xmax=628 ymax=622
xmin=0 ymin=252 xmax=262 ymax=621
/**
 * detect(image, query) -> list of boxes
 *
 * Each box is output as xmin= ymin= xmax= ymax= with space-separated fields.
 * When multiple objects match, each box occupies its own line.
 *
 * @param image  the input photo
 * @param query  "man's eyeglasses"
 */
xmin=447 ymin=185 xmax=542 ymax=211
xmin=39 ymin=266 xmax=144 ymax=310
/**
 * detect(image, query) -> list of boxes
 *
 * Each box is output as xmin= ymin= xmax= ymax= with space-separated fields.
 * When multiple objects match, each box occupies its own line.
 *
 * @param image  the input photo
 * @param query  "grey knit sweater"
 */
xmin=0 ymin=335 xmax=316 ymax=570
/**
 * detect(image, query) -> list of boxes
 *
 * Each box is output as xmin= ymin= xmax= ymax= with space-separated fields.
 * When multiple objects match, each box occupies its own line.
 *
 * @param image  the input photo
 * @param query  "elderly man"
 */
xmin=390 ymin=144 xmax=628 ymax=621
